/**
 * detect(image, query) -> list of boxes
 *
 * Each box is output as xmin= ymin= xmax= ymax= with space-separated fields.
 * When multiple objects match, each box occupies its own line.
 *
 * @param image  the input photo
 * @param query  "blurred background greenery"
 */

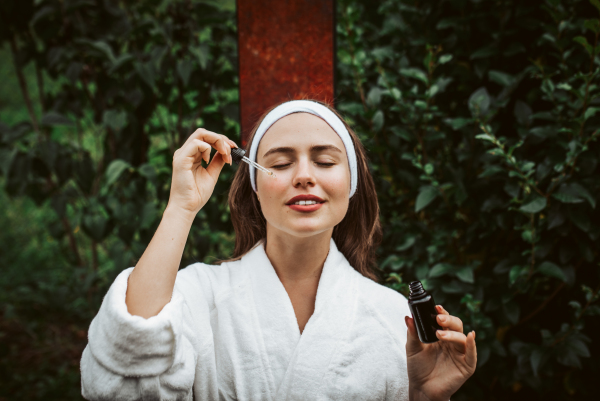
xmin=1 ymin=0 xmax=600 ymax=400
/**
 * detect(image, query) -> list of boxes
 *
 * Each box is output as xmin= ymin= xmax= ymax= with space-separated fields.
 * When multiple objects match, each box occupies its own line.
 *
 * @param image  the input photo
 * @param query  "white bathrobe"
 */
xmin=80 ymin=238 xmax=411 ymax=400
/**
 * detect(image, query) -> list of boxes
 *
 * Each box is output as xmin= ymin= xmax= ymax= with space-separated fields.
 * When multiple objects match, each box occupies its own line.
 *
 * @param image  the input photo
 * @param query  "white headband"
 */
xmin=248 ymin=100 xmax=358 ymax=198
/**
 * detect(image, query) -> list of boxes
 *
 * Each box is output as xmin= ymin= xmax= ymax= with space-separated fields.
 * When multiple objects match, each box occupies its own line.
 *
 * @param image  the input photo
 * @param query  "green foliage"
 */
xmin=2 ymin=0 xmax=600 ymax=400
xmin=337 ymin=0 xmax=600 ymax=399
xmin=0 ymin=0 xmax=237 ymax=398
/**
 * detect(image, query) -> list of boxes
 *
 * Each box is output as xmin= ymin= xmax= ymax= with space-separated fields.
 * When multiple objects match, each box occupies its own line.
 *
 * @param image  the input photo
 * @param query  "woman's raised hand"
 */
xmin=168 ymin=128 xmax=238 ymax=215
xmin=404 ymin=305 xmax=477 ymax=401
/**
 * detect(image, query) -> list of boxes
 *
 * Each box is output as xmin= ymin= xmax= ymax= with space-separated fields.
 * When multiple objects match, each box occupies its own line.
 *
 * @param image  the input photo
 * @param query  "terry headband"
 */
xmin=248 ymin=100 xmax=358 ymax=198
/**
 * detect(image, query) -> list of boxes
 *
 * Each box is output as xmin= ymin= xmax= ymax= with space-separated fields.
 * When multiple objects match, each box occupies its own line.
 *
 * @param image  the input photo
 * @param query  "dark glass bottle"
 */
xmin=408 ymin=281 xmax=442 ymax=343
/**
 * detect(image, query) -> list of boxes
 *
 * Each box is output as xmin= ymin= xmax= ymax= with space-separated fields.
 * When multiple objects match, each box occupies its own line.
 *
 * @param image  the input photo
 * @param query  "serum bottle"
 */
xmin=408 ymin=281 xmax=442 ymax=343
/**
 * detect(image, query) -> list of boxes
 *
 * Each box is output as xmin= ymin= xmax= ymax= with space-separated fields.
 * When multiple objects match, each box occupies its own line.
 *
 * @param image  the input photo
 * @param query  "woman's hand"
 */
xmin=168 ymin=128 xmax=238 ymax=215
xmin=405 ymin=305 xmax=477 ymax=401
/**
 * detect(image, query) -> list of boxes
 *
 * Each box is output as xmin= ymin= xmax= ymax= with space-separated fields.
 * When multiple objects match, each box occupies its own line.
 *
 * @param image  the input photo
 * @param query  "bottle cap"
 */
xmin=231 ymin=148 xmax=246 ymax=165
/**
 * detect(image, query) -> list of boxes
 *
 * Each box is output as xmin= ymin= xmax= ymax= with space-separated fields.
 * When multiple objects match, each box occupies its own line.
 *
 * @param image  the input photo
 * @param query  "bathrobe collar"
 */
xmin=242 ymin=237 xmax=360 ymax=400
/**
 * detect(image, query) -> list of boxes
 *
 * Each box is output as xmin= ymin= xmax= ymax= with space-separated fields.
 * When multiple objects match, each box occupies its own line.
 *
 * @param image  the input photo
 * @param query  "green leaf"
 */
xmin=503 ymin=301 xmax=520 ymax=324
xmin=574 ymin=36 xmax=593 ymax=55
xmin=399 ymin=68 xmax=429 ymax=84
xmin=478 ymin=165 xmax=505 ymax=178
xmin=514 ymin=100 xmax=532 ymax=124
xmin=108 ymin=53 xmax=134 ymax=74
xmin=138 ymin=164 xmax=157 ymax=182
xmin=89 ymin=40 xmax=116 ymax=63
xmin=541 ymin=79 xmax=555 ymax=95
xmin=470 ymin=43 xmax=498 ymax=59
xmin=585 ymin=19 xmax=600 ymax=34
xmin=552 ymin=183 xmax=587 ymax=204
xmin=135 ymin=62 xmax=156 ymax=88
xmin=444 ymin=117 xmax=472 ymax=130
xmin=569 ymin=338 xmax=590 ymax=357
xmin=141 ymin=201 xmax=158 ymax=229
xmin=469 ymin=87 xmax=491 ymax=116
xmin=177 ymin=59 xmax=194 ymax=87
xmin=584 ymin=107 xmax=600 ymax=120
xmin=521 ymin=162 xmax=535 ymax=172
xmin=372 ymin=110 xmax=384 ymax=132
xmin=41 ymin=112 xmax=74 ymax=126
xmin=395 ymin=237 xmax=416 ymax=252
xmin=488 ymin=70 xmax=515 ymax=86
xmin=82 ymin=213 xmax=108 ymax=242
xmin=570 ymin=183 xmax=595 ymax=208
xmin=102 ymin=110 xmax=127 ymax=131
xmin=531 ymin=348 xmax=547 ymax=376
xmin=456 ymin=267 xmax=475 ymax=283
xmin=520 ymin=197 xmax=547 ymax=213
xmin=592 ymin=0 xmax=600 ymax=13
xmin=105 ymin=159 xmax=131 ymax=187
xmin=509 ymin=265 xmax=523 ymax=285
xmin=191 ymin=44 xmax=209 ymax=70
xmin=439 ymin=54 xmax=453 ymax=64
xmin=415 ymin=186 xmax=439 ymax=212
xmin=429 ymin=263 xmax=454 ymax=278
xmin=367 ymin=87 xmax=382 ymax=106
xmin=475 ymin=133 xmax=496 ymax=142
xmin=538 ymin=261 xmax=567 ymax=281
xmin=552 ymin=193 xmax=583 ymax=204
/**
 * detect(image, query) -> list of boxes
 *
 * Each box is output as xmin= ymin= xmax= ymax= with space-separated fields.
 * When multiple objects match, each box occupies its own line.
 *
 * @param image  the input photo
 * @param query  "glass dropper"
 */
xmin=231 ymin=148 xmax=276 ymax=177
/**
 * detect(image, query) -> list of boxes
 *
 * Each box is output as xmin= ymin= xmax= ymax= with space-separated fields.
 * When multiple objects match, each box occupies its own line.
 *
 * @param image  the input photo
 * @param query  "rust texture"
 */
xmin=237 ymin=0 xmax=335 ymax=146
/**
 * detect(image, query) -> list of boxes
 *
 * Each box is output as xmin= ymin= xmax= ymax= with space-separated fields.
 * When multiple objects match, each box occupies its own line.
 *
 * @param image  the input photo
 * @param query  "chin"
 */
xmin=274 ymin=222 xmax=327 ymax=237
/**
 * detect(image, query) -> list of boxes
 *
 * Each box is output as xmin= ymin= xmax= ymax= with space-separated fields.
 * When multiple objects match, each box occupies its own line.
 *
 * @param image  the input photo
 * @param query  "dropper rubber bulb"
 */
xmin=231 ymin=148 xmax=276 ymax=177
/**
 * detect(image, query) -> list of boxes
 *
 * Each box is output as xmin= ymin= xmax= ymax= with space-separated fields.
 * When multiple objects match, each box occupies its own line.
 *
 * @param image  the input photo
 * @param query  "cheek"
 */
xmin=322 ymin=168 xmax=351 ymax=197
xmin=257 ymin=174 xmax=287 ymax=201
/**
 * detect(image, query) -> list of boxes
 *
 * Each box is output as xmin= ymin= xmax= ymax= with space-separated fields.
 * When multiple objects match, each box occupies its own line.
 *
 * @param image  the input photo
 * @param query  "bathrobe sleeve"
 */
xmin=80 ymin=267 xmax=204 ymax=401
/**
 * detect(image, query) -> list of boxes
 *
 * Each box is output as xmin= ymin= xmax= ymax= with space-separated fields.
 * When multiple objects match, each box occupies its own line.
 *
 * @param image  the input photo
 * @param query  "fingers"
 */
xmin=184 ymin=128 xmax=235 ymax=164
xmin=465 ymin=331 xmax=477 ymax=371
xmin=404 ymin=316 xmax=424 ymax=355
xmin=436 ymin=304 xmax=450 ymax=315
xmin=436 ymin=313 xmax=463 ymax=333
xmin=436 ymin=329 xmax=468 ymax=353
xmin=178 ymin=139 xmax=212 ymax=165
xmin=205 ymin=151 xmax=227 ymax=181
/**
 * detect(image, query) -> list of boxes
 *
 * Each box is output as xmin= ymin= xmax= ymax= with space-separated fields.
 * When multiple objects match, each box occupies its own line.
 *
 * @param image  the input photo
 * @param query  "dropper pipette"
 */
xmin=231 ymin=148 xmax=276 ymax=177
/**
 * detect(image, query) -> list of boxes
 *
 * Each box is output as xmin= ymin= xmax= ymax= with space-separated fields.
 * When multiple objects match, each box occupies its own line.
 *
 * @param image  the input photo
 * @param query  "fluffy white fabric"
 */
xmin=248 ymin=100 xmax=358 ymax=198
xmin=81 ymin=238 xmax=411 ymax=400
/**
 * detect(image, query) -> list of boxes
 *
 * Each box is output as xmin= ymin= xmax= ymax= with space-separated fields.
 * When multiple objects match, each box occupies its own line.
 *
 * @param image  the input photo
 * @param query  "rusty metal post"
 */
xmin=237 ymin=0 xmax=335 ymax=146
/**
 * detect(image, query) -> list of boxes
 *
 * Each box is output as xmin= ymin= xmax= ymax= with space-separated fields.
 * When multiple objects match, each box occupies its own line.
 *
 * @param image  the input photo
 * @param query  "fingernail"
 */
xmin=473 ymin=330 xmax=476 ymax=340
xmin=438 ymin=315 xmax=446 ymax=322
xmin=437 ymin=330 xmax=445 ymax=337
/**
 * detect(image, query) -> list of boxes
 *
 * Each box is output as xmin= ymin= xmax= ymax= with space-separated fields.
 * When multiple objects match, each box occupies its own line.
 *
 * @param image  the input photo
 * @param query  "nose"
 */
xmin=292 ymin=157 xmax=316 ymax=189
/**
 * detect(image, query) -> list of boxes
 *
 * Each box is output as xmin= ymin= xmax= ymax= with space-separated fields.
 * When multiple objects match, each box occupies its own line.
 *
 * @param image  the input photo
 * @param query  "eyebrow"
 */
xmin=262 ymin=144 xmax=343 ymax=158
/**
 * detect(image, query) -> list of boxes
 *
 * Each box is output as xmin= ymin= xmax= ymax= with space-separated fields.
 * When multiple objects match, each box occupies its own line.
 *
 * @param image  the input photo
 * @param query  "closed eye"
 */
xmin=272 ymin=164 xmax=291 ymax=169
xmin=272 ymin=162 xmax=335 ymax=169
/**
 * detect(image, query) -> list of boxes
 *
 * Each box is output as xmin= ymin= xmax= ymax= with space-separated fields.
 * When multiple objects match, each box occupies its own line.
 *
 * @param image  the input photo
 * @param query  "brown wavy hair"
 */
xmin=218 ymin=100 xmax=382 ymax=282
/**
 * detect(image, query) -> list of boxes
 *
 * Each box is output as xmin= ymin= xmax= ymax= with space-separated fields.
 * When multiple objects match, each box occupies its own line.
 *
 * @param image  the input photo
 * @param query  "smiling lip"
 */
xmin=286 ymin=194 xmax=325 ymax=212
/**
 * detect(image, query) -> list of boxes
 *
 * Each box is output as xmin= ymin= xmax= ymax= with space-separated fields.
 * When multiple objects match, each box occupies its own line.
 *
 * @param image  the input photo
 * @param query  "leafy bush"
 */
xmin=337 ymin=0 xmax=600 ymax=399
xmin=1 ymin=0 xmax=237 ymax=398
xmin=1 ymin=0 xmax=600 ymax=399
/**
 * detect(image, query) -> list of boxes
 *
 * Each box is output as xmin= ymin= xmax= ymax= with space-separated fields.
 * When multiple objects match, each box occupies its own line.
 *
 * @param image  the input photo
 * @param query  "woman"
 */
xmin=80 ymin=100 xmax=477 ymax=400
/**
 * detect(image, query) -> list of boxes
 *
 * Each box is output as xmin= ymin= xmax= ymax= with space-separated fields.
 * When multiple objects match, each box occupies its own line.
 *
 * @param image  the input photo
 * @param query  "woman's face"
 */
xmin=255 ymin=112 xmax=351 ymax=239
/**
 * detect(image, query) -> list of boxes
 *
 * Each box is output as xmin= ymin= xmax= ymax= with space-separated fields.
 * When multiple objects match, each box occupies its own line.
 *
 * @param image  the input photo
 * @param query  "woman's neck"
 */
xmin=264 ymin=228 xmax=333 ymax=285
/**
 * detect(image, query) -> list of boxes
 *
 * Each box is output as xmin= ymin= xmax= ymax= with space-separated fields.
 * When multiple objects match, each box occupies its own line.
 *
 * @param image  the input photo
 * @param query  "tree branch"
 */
xmin=10 ymin=35 xmax=41 ymax=136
